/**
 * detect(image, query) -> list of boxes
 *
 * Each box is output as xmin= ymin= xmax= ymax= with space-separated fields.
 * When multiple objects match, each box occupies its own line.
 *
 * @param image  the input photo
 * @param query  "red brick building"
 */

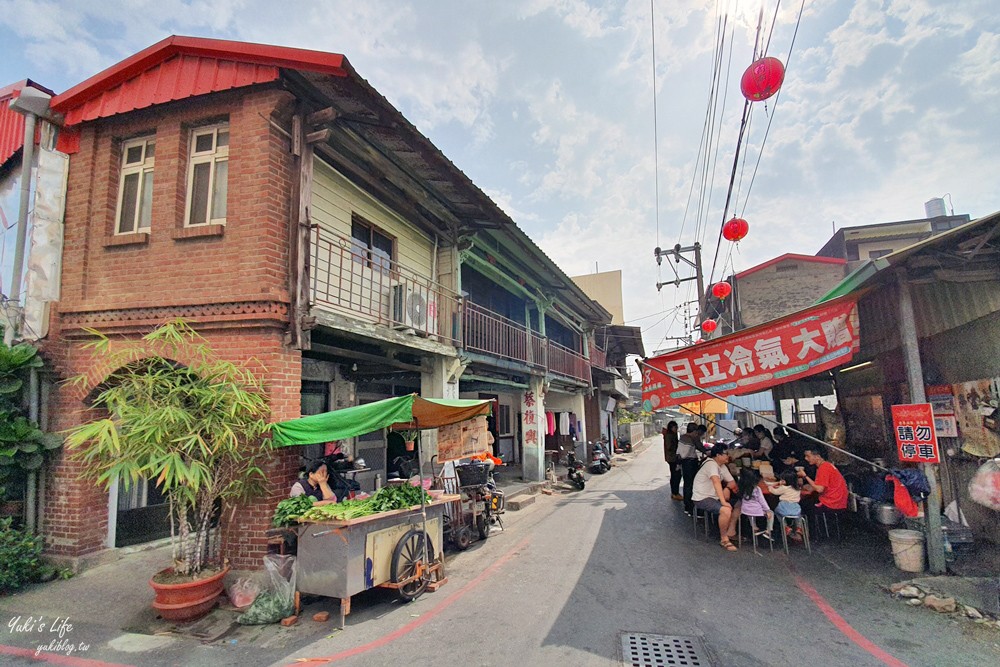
xmin=1 ymin=36 xmax=612 ymax=569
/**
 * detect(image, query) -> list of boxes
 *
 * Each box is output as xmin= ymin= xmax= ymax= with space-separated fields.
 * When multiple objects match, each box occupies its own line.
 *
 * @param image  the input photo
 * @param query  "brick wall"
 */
xmin=41 ymin=84 xmax=306 ymax=568
xmin=737 ymin=261 xmax=847 ymax=328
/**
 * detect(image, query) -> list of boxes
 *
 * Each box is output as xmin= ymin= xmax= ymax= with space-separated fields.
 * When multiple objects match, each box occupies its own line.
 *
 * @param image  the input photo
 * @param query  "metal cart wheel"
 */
xmin=391 ymin=529 xmax=434 ymax=601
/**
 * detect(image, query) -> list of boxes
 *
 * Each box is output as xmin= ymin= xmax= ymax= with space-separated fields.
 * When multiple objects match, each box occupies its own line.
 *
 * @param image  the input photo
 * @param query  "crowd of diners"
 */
xmin=663 ymin=421 xmax=849 ymax=552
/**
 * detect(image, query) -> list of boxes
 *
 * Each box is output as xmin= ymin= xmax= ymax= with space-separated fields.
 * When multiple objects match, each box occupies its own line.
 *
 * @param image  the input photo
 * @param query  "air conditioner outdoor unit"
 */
xmin=391 ymin=284 xmax=438 ymax=336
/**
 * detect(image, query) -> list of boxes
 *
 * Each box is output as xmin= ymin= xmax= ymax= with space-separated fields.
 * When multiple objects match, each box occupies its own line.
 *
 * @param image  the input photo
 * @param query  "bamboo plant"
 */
xmin=64 ymin=320 xmax=272 ymax=578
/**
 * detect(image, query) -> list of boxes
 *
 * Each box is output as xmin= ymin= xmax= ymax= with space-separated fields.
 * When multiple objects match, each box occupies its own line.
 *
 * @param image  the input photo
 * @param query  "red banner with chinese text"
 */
xmin=642 ymin=295 xmax=860 ymax=409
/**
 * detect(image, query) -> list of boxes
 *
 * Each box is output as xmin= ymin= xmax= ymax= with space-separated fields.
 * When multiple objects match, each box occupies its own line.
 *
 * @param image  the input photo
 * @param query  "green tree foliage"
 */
xmin=0 ymin=341 xmax=57 ymax=499
xmin=64 ymin=320 xmax=272 ymax=578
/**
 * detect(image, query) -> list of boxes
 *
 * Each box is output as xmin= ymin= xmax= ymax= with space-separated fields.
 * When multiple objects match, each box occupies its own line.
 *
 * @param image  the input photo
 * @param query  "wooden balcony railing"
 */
xmin=589 ymin=342 xmax=607 ymax=370
xmin=310 ymin=226 xmax=461 ymax=344
xmin=547 ymin=340 xmax=591 ymax=384
xmin=462 ymin=303 xmax=590 ymax=383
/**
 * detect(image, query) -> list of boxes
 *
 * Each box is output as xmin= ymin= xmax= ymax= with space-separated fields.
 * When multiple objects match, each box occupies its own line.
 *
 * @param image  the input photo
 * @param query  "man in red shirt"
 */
xmin=799 ymin=445 xmax=848 ymax=510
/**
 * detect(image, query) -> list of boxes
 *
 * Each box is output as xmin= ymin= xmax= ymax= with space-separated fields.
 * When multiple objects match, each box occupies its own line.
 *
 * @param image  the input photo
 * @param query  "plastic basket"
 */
xmin=455 ymin=462 xmax=489 ymax=488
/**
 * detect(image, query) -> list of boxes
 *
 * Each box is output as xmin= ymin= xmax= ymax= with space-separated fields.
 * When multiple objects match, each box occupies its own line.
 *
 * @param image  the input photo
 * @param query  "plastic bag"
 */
xmin=968 ymin=459 xmax=1000 ymax=511
xmin=237 ymin=555 xmax=297 ymax=625
xmin=226 ymin=577 xmax=260 ymax=610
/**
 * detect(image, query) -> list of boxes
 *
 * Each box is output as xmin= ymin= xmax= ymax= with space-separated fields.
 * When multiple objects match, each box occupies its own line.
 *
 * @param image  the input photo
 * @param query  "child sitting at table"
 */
xmin=737 ymin=469 xmax=774 ymax=539
xmin=767 ymin=469 xmax=804 ymax=540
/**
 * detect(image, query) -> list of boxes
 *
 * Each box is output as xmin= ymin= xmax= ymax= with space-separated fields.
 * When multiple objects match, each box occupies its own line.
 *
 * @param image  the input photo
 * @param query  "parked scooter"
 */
xmin=589 ymin=439 xmax=611 ymax=474
xmin=565 ymin=450 xmax=586 ymax=490
xmin=484 ymin=457 xmax=505 ymax=530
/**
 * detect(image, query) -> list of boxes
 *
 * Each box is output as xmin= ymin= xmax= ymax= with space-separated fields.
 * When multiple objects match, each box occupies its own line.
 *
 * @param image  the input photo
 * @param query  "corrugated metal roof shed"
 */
xmin=0 ymin=79 xmax=55 ymax=170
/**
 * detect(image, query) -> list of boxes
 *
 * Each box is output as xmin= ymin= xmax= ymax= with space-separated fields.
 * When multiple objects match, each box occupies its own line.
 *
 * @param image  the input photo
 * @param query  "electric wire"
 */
xmin=705 ymin=3 xmax=767 ymax=291
xmin=650 ymin=0 xmax=660 ymax=250
xmin=677 ymin=1 xmax=726 ymax=247
xmin=739 ymin=0 xmax=807 ymax=217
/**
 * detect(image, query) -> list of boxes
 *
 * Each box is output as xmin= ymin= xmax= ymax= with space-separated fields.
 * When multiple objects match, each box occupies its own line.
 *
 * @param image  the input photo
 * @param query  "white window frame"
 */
xmin=184 ymin=123 xmax=229 ymax=227
xmin=114 ymin=136 xmax=155 ymax=234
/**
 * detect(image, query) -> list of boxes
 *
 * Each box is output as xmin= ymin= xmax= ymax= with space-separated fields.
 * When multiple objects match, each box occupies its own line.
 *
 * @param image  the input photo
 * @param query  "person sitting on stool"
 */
xmin=692 ymin=444 xmax=741 ymax=552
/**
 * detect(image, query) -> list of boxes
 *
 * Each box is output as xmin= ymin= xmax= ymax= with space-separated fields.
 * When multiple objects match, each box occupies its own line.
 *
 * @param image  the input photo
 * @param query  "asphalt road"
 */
xmin=278 ymin=442 xmax=999 ymax=667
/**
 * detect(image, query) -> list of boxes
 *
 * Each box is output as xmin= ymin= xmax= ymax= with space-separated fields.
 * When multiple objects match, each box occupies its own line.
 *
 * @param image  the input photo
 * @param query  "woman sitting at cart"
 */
xmin=290 ymin=460 xmax=339 ymax=505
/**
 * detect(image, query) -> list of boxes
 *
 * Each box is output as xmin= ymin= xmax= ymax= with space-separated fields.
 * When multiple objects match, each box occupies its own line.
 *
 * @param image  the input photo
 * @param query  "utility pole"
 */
xmin=654 ymin=243 xmax=706 ymax=313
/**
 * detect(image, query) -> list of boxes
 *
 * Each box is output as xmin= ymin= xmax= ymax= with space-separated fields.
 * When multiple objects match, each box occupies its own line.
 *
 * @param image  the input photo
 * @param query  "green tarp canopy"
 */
xmin=270 ymin=394 xmax=492 ymax=447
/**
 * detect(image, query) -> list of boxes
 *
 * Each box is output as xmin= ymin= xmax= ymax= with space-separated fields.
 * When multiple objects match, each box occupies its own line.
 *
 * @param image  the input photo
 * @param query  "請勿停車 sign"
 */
xmin=892 ymin=403 xmax=940 ymax=464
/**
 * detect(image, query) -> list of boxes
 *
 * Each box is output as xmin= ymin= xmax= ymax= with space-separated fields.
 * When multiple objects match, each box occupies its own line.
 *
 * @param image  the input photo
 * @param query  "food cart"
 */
xmin=270 ymin=394 xmax=492 ymax=627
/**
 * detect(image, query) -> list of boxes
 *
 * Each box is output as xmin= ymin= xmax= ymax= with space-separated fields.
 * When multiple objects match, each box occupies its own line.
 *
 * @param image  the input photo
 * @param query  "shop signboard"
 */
xmin=641 ymin=295 xmax=860 ymax=408
xmin=892 ymin=403 xmax=940 ymax=463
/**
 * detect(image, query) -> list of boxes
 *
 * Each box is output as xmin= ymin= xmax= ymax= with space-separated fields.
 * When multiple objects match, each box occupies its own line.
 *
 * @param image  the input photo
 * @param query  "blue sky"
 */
xmin=1 ymin=0 xmax=998 ymax=355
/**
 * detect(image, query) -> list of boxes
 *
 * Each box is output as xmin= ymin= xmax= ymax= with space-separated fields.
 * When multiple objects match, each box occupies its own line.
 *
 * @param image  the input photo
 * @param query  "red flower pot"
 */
xmin=149 ymin=566 xmax=228 ymax=622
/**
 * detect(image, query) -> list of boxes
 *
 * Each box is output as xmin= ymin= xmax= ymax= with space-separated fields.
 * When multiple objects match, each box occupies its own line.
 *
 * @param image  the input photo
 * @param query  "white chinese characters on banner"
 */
xmin=642 ymin=297 xmax=860 ymax=407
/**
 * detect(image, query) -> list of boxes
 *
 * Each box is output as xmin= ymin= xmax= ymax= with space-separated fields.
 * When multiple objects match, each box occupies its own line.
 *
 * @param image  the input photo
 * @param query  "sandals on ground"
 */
xmin=720 ymin=539 xmax=738 ymax=552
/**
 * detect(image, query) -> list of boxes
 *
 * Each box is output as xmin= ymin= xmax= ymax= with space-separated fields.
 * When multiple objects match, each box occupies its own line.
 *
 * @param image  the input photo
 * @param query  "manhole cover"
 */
xmin=620 ymin=633 xmax=710 ymax=667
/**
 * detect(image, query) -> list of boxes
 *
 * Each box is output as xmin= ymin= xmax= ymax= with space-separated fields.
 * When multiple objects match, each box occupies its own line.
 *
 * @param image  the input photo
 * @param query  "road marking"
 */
xmin=288 ymin=536 xmax=532 ymax=665
xmin=0 ymin=644 xmax=134 ymax=667
xmin=790 ymin=569 xmax=910 ymax=667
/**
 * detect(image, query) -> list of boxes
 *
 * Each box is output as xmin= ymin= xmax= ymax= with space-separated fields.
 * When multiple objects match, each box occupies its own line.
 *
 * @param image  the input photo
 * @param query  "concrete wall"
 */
xmin=570 ymin=270 xmax=624 ymax=324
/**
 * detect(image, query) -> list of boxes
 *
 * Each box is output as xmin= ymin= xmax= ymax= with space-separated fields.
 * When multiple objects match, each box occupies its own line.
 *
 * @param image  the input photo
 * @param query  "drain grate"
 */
xmin=620 ymin=633 xmax=710 ymax=667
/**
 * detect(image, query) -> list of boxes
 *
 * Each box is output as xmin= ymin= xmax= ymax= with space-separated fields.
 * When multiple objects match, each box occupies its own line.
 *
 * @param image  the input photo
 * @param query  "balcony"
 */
xmin=310 ymin=226 xmax=461 ymax=345
xmin=463 ymin=302 xmax=590 ymax=384
xmin=589 ymin=341 xmax=607 ymax=370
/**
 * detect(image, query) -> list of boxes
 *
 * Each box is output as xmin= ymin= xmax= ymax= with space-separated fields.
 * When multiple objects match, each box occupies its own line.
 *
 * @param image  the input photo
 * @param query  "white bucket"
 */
xmin=888 ymin=529 xmax=926 ymax=573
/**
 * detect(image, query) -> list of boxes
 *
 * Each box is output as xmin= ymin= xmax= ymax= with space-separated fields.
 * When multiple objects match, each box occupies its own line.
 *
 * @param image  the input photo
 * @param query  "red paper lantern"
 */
xmin=711 ymin=282 xmax=732 ymax=299
xmin=740 ymin=57 xmax=785 ymax=102
xmin=701 ymin=319 xmax=718 ymax=334
xmin=723 ymin=217 xmax=749 ymax=242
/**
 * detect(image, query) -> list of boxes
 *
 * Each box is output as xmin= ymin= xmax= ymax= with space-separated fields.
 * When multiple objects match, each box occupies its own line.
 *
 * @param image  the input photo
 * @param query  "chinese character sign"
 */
xmin=892 ymin=403 xmax=940 ymax=463
xmin=641 ymin=295 xmax=860 ymax=408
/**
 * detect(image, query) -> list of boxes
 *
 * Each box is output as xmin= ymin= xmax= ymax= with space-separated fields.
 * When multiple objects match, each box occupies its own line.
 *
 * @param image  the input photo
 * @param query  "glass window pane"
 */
xmin=138 ymin=171 xmax=154 ymax=230
xmin=211 ymin=159 xmax=228 ymax=220
xmin=217 ymin=131 xmax=229 ymax=148
xmin=351 ymin=220 xmax=370 ymax=244
xmin=125 ymin=145 xmax=143 ymax=165
xmin=118 ymin=172 xmax=139 ymax=233
xmin=194 ymin=133 xmax=214 ymax=153
xmin=189 ymin=162 xmax=210 ymax=225
xmin=145 ymin=142 xmax=155 ymax=159
xmin=372 ymin=230 xmax=393 ymax=257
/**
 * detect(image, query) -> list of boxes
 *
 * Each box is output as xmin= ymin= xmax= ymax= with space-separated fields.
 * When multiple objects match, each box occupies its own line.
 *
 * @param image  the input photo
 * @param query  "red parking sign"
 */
xmin=891 ymin=403 xmax=939 ymax=463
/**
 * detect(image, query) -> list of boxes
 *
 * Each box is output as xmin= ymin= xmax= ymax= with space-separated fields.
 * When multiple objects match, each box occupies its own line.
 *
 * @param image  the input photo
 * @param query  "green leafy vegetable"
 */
xmin=297 ymin=485 xmax=432 ymax=522
xmin=272 ymin=495 xmax=315 ymax=527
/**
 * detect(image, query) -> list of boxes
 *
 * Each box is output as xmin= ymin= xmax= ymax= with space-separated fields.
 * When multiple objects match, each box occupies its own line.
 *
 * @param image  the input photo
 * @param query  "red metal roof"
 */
xmin=0 ymin=80 xmax=55 ymax=169
xmin=52 ymin=36 xmax=349 ymax=126
xmin=735 ymin=253 xmax=846 ymax=280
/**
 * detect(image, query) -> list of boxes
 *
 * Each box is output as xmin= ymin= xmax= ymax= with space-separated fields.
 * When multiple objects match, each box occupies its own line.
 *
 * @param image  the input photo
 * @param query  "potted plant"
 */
xmin=64 ymin=320 xmax=271 ymax=622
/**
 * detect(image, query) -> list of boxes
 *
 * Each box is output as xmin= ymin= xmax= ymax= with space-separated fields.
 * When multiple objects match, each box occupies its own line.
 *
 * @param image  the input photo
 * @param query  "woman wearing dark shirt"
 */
xmin=290 ymin=460 xmax=338 ymax=505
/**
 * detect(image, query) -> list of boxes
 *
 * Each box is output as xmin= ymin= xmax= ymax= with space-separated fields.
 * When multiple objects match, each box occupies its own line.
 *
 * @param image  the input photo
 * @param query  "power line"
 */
xmin=650 ymin=0 xmax=661 ymax=250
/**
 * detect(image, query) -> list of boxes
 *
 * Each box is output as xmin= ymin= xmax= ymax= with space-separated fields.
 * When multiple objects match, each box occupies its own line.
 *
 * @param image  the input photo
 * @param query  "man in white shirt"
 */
xmin=692 ymin=444 xmax=741 ymax=551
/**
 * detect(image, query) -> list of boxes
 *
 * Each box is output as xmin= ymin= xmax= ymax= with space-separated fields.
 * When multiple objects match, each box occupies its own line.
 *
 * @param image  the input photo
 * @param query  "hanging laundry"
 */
xmin=546 ymin=412 xmax=556 ymax=436
xmin=559 ymin=412 xmax=570 ymax=436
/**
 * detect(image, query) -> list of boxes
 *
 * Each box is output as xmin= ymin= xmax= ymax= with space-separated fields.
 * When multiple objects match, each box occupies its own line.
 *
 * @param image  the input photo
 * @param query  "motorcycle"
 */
xmin=566 ymin=450 xmax=586 ymax=490
xmin=484 ymin=457 xmax=505 ymax=529
xmin=589 ymin=439 xmax=611 ymax=474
